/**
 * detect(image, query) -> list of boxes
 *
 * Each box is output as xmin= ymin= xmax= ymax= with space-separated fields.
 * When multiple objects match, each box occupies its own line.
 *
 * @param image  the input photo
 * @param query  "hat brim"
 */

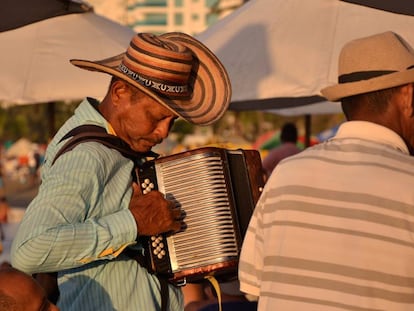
xmin=71 ymin=32 xmax=231 ymax=126
xmin=321 ymin=69 xmax=414 ymax=101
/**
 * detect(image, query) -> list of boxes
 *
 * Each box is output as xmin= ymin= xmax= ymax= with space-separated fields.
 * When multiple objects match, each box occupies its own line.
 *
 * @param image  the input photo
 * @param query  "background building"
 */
xmin=87 ymin=0 xmax=246 ymax=35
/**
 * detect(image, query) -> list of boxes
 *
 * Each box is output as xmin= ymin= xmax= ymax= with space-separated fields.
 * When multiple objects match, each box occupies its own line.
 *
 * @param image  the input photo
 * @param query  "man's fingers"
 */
xmin=129 ymin=185 xmax=185 ymax=234
xmin=171 ymin=205 xmax=183 ymax=220
xmin=132 ymin=182 xmax=143 ymax=196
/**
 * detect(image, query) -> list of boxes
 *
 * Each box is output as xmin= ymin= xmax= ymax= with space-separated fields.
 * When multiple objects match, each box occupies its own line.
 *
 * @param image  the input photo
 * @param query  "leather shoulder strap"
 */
xmin=52 ymin=124 xmax=157 ymax=165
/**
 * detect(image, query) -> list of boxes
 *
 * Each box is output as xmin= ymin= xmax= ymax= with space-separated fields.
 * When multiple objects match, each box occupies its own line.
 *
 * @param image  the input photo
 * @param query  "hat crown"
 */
xmin=338 ymin=31 xmax=414 ymax=76
xmin=70 ymin=32 xmax=232 ymax=125
xmin=321 ymin=31 xmax=414 ymax=101
xmin=121 ymin=33 xmax=194 ymax=98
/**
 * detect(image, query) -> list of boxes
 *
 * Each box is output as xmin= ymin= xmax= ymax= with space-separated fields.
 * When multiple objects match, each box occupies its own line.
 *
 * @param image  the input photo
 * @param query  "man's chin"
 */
xmin=134 ymin=146 xmax=152 ymax=153
xmin=133 ymin=142 xmax=155 ymax=153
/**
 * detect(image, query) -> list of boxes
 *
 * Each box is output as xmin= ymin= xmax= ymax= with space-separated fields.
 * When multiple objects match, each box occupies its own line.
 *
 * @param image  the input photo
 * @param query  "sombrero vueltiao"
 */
xmin=70 ymin=32 xmax=231 ymax=126
xmin=321 ymin=31 xmax=414 ymax=101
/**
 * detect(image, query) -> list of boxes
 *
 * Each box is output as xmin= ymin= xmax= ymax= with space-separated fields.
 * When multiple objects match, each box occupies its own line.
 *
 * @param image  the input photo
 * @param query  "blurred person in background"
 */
xmin=261 ymin=122 xmax=301 ymax=179
xmin=0 ymin=154 xmax=9 ymax=249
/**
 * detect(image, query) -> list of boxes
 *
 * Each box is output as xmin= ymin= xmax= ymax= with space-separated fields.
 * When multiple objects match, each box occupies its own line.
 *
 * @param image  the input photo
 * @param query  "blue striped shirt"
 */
xmin=11 ymin=98 xmax=183 ymax=310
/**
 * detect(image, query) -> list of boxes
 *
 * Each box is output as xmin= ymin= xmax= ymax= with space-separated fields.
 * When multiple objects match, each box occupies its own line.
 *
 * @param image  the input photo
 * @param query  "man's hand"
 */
xmin=129 ymin=182 xmax=183 ymax=236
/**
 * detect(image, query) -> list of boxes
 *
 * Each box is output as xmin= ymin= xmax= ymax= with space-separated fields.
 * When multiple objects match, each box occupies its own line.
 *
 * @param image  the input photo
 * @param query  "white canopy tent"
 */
xmin=197 ymin=0 xmax=414 ymax=116
xmin=0 ymin=4 xmax=134 ymax=106
xmin=0 ymin=0 xmax=134 ymax=136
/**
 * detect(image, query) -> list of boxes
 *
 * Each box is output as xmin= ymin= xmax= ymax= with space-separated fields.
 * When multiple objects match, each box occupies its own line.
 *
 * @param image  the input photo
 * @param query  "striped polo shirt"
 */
xmin=239 ymin=121 xmax=414 ymax=310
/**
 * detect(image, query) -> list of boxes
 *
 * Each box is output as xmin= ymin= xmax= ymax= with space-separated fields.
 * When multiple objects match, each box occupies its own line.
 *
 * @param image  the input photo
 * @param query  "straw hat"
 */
xmin=321 ymin=31 xmax=414 ymax=101
xmin=71 ymin=32 xmax=231 ymax=125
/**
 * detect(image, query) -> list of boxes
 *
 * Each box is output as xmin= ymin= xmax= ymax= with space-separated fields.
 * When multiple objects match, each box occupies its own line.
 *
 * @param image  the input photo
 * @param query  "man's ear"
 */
xmin=408 ymin=83 xmax=414 ymax=117
xmin=395 ymin=83 xmax=414 ymax=117
xmin=110 ymin=80 xmax=130 ymax=106
xmin=403 ymin=83 xmax=414 ymax=118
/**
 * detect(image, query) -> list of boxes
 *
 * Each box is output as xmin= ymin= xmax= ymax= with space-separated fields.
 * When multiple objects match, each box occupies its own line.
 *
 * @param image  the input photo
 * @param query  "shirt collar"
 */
xmin=333 ymin=121 xmax=409 ymax=155
xmin=85 ymin=97 xmax=117 ymax=136
xmin=107 ymin=123 xmax=116 ymax=136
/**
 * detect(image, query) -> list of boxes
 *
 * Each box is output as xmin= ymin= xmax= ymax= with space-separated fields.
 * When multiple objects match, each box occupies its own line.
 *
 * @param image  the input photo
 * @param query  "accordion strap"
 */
xmin=159 ymin=276 xmax=169 ymax=311
xmin=52 ymin=124 xmax=158 ymax=166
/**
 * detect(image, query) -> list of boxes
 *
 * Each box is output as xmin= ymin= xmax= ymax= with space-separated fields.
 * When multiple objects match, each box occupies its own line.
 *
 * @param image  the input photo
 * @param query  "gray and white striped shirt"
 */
xmin=240 ymin=121 xmax=414 ymax=311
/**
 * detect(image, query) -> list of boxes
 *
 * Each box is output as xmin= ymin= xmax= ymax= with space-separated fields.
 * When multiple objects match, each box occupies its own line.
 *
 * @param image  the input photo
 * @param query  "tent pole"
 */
xmin=304 ymin=114 xmax=311 ymax=147
xmin=47 ymin=101 xmax=56 ymax=139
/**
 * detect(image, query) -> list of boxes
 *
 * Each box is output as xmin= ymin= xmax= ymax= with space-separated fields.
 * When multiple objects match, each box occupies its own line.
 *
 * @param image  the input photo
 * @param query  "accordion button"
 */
xmin=144 ymin=178 xmax=150 ymax=184
xmin=157 ymin=253 xmax=163 ymax=259
xmin=159 ymin=243 xmax=164 ymax=248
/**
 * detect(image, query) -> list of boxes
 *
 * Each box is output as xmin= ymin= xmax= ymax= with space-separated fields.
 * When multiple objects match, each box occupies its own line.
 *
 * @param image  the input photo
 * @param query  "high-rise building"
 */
xmin=211 ymin=0 xmax=246 ymax=18
xmin=126 ymin=0 xmax=211 ymax=35
xmin=87 ymin=0 xmax=128 ymax=24
xmin=87 ymin=0 xmax=245 ymax=35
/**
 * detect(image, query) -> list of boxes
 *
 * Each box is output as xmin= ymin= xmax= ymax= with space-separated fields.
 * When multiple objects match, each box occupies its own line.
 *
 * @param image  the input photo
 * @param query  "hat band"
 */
xmin=339 ymin=70 xmax=396 ymax=84
xmin=119 ymin=63 xmax=189 ymax=94
xmin=339 ymin=65 xmax=414 ymax=84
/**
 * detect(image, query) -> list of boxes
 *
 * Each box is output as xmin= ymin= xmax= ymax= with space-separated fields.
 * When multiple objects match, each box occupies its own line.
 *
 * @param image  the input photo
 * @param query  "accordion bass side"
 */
xmin=135 ymin=147 xmax=265 ymax=285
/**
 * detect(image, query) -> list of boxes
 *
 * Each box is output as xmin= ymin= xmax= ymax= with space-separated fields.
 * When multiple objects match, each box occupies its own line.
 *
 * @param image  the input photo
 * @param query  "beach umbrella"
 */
xmin=253 ymin=131 xmax=319 ymax=151
xmin=197 ymin=0 xmax=414 ymax=115
xmin=251 ymin=130 xmax=277 ymax=150
xmin=0 ymin=0 xmax=134 ymax=136
xmin=0 ymin=0 xmax=134 ymax=106
xmin=6 ymin=138 xmax=35 ymax=158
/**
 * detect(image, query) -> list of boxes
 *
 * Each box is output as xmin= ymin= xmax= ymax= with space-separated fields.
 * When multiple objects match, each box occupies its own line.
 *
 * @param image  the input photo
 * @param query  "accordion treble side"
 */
xmin=135 ymin=147 xmax=265 ymax=285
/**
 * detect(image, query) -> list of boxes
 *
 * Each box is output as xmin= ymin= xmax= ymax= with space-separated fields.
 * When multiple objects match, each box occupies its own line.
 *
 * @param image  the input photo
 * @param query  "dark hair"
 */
xmin=341 ymin=86 xmax=400 ymax=120
xmin=280 ymin=123 xmax=298 ymax=143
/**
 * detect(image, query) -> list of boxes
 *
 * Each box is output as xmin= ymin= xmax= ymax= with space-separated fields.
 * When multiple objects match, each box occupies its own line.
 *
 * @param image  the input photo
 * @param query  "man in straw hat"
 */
xmin=11 ymin=32 xmax=231 ymax=311
xmin=239 ymin=31 xmax=414 ymax=310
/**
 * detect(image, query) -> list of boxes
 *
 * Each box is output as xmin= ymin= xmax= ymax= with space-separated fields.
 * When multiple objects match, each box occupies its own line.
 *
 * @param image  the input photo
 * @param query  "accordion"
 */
xmin=135 ymin=147 xmax=265 ymax=285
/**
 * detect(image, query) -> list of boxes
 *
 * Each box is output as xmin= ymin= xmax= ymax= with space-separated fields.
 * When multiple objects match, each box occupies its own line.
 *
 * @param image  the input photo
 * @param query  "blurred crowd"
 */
xmin=1 ymin=139 xmax=46 ymax=186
